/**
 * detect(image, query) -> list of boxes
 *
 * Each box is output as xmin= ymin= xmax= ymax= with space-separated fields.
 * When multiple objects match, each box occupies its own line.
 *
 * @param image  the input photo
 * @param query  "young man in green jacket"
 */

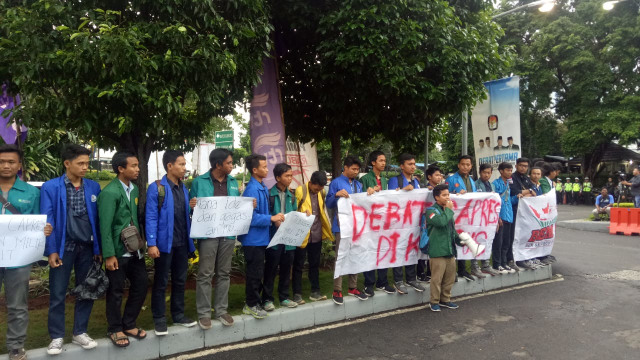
xmin=426 ymin=184 xmax=462 ymax=312
xmin=0 ymin=145 xmax=53 ymax=360
xmin=359 ymin=151 xmax=395 ymax=296
xmin=189 ymin=148 xmax=241 ymax=329
xmin=262 ymin=163 xmax=298 ymax=310
xmin=98 ymin=152 xmax=147 ymax=348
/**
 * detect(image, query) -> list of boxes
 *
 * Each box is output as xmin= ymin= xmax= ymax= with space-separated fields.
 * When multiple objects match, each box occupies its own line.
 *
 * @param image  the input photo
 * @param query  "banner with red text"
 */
xmin=334 ymin=190 xmax=501 ymax=278
xmin=513 ymin=190 xmax=557 ymax=261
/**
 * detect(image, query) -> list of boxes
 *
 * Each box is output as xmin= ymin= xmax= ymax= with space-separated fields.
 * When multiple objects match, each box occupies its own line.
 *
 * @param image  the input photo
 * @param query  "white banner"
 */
xmin=267 ymin=212 xmax=316 ymax=248
xmin=471 ymin=76 xmax=521 ymax=181
xmin=334 ymin=190 xmax=501 ymax=278
xmin=189 ymin=197 xmax=253 ymax=238
xmin=286 ymin=139 xmax=319 ymax=189
xmin=513 ymin=190 xmax=557 ymax=261
xmin=0 ymin=215 xmax=47 ymax=267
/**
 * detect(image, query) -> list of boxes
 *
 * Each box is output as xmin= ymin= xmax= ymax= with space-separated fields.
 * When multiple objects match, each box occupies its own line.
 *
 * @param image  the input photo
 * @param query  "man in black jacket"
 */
xmin=508 ymin=158 xmax=536 ymax=272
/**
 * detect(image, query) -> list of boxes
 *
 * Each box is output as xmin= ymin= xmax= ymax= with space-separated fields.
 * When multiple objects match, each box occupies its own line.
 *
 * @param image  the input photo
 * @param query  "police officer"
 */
xmin=555 ymin=179 xmax=563 ymax=205
xmin=572 ymin=177 xmax=582 ymax=205
xmin=582 ymin=177 xmax=592 ymax=205
xmin=564 ymin=177 xmax=573 ymax=205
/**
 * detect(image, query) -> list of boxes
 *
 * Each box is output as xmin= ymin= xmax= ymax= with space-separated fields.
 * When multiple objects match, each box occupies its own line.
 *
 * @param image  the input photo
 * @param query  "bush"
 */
xmin=320 ymin=241 xmax=336 ymax=268
xmin=85 ymin=170 xmax=116 ymax=181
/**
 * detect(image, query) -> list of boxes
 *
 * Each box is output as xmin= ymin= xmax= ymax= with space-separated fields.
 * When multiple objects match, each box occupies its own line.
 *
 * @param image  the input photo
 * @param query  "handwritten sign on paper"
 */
xmin=189 ymin=197 xmax=254 ymax=238
xmin=0 ymin=215 xmax=47 ymax=267
xmin=267 ymin=212 xmax=316 ymax=248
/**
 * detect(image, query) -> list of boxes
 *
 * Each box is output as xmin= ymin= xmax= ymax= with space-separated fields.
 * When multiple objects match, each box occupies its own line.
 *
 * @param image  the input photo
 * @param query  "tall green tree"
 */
xmin=272 ymin=0 xmax=512 ymax=176
xmin=0 ymin=0 xmax=272 ymax=212
xmin=496 ymin=0 xmax=640 ymax=178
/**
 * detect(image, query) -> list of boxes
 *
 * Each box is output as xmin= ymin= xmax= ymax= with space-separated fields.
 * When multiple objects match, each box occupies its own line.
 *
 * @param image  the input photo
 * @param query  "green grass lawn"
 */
xmin=0 ymin=269 xmax=372 ymax=354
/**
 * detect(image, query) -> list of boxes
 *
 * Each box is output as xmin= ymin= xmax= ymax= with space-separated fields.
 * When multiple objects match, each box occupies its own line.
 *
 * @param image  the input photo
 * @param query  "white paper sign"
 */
xmin=267 ymin=212 xmax=316 ymax=248
xmin=513 ymin=190 xmax=557 ymax=261
xmin=0 ymin=215 xmax=47 ymax=267
xmin=189 ymin=197 xmax=254 ymax=238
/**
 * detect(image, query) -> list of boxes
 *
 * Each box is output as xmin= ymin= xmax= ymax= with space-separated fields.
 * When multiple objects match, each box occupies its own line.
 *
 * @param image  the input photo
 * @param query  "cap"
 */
xmin=566 ymin=177 xmax=571 ymax=180
xmin=585 ymin=177 xmax=589 ymax=180
xmin=574 ymin=177 xmax=579 ymax=180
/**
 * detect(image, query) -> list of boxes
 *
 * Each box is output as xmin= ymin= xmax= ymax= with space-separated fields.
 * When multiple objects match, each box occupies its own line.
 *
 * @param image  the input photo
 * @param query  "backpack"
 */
xmin=269 ymin=188 xmax=296 ymax=214
xmin=419 ymin=206 xmax=438 ymax=254
xmin=155 ymin=180 xmax=165 ymax=212
xmin=396 ymin=174 xmax=417 ymax=189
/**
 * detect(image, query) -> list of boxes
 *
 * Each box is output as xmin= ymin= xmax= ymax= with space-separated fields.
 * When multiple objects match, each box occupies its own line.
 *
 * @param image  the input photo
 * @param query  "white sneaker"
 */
xmin=72 ymin=333 xmax=98 ymax=350
xmin=47 ymin=338 xmax=64 ymax=355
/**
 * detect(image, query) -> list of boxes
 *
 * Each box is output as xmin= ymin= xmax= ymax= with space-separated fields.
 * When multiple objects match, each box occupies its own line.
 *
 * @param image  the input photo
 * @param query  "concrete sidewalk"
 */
xmin=22 ymin=266 xmax=553 ymax=360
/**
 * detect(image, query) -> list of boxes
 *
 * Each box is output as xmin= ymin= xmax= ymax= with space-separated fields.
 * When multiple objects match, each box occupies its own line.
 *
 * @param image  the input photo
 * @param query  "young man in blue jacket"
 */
xmin=262 ymin=163 xmax=298 ymax=311
xmin=41 ymin=145 xmax=101 ymax=355
xmin=146 ymin=150 xmax=197 ymax=336
xmin=326 ymin=155 xmax=368 ymax=305
xmin=240 ymin=154 xmax=284 ymax=319
xmin=446 ymin=155 xmax=477 ymax=282
xmin=386 ymin=153 xmax=426 ymax=295
xmin=0 ymin=145 xmax=52 ymax=360
xmin=492 ymin=162 xmax=519 ymax=274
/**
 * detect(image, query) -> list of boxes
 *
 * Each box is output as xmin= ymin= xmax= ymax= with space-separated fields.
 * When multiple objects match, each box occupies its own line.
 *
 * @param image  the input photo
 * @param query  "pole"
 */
xmin=424 ymin=125 xmax=429 ymax=168
xmin=461 ymin=111 xmax=468 ymax=156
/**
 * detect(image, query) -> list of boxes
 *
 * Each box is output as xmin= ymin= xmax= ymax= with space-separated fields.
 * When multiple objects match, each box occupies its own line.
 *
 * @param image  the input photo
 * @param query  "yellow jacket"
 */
xmin=295 ymin=182 xmax=334 ymax=248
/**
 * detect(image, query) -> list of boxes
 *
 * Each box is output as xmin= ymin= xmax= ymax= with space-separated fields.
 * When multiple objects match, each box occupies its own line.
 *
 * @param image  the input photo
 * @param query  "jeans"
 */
xmin=105 ymin=255 xmax=149 ymax=333
xmin=501 ymin=221 xmax=514 ymax=266
xmin=635 ymin=195 xmax=640 ymax=208
xmin=262 ymin=245 xmax=294 ymax=303
xmin=243 ymin=246 xmax=266 ymax=307
xmin=48 ymin=243 xmax=94 ymax=339
xmin=151 ymin=245 xmax=189 ymax=322
xmin=364 ymin=268 xmax=389 ymax=288
xmin=492 ymin=221 xmax=512 ymax=268
xmin=196 ymin=238 xmax=235 ymax=319
xmin=0 ymin=266 xmax=30 ymax=351
xmin=292 ymin=241 xmax=322 ymax=294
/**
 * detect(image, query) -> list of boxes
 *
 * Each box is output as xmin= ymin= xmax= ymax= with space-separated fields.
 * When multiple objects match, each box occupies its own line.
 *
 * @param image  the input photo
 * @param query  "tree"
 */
xmin=272 ymin=0 xmax=512 ymax=176
xmin=0 ymin=0 xmax=272 ymax=213
xmin=495 ymin=0 xmax=640 ymax=178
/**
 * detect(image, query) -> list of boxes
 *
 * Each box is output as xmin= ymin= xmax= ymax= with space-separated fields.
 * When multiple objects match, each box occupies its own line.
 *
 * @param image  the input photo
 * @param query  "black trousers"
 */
xmin=243 ymin=246 xmax=266 ymax=307
xmin=416 ymin=259 xmax=430 ymax=277
xmin=262 ymin=245 xmax=294 ymax=303
xmin=292 ymin=241 xmax=322 ymax=294
xmin=151 ymin=245 xmax=188 ymax=322
xmin=106 ymin=255 xmax=149 ymax=333
xmin=393 ymin=264 xmax=417 ymax=283
xmin=364 ymin=268 xmax=389 ymax=288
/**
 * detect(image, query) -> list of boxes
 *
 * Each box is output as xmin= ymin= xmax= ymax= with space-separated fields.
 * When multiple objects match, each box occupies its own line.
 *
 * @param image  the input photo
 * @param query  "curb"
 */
xmin=23 ymin=265 xmax=553 ymax=360
xmin=557 ymin=219 xmax=609 ymax=233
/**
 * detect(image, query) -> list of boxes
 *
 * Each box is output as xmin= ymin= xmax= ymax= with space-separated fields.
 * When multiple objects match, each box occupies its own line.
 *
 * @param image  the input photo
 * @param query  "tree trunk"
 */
xmin=118 ymin=132 xmax=154 ymax=220
xmin=329 ymin=125 xmax=342 ymax=179
xmin=583 ymin=142 xmax=607 ymax=181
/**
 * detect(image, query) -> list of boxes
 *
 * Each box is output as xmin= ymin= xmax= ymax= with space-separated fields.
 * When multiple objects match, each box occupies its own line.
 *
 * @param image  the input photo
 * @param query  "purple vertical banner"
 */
xmin=0 ymin=84 xmax=28 ymax=144
xmin=250 ymin=58 xmax=286 ymax=188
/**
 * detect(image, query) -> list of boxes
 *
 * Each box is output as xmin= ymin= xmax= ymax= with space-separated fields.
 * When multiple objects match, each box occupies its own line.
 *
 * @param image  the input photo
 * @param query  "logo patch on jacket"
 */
xmin=135 ymin=197 xmax=138 ymax=205
xmin=429 ymin=213 xmax=436 ymax=219
xmin=91 ymin=194 xmax=97 ymax=202
xmin=455 ymin=183 xmax=459 ymax=188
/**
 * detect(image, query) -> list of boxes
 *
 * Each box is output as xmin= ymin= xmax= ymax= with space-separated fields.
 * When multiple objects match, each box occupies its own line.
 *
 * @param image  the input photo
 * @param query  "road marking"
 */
xmin=170 ymin=276 xmax=564 ymax=360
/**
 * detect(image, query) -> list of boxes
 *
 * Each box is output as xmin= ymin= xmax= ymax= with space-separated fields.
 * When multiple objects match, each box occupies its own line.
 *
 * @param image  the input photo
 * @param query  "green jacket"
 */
xmin=98 ymin=178 xmax=140 ymax=259
xmin=189 ymin=171 xmax=240 ymax=240
xmin=475 ymin=178 xmax=494 ymax=192
xmin=540 ymin=177 xmax=552 ymax=194
xmin=425 ymin=203 xmax=462 ymax=258
xmin=2 ymin=177 xmax=41 ymax=269
xmin=269 ymin=185 xmax=296 ymax=250
xmin=358 ymin=172 xmax=388 ymax=191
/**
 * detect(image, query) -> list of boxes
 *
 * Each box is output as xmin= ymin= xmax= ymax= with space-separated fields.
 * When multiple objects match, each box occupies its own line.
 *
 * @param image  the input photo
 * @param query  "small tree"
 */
xmin=0 ymin=0 xmax=272 ymax=212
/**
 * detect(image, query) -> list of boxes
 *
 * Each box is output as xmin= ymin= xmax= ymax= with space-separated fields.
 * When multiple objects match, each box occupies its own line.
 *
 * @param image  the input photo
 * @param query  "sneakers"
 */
xmin=496 ymin=266 xmax=509 ymax=274
xmin=9 ymin=348 xmax=26 ymax=360
xmin=508 ymin=261 xmax=522 ymax=272
xmin=309 ymin=291 xmax=327 ymax=301
xmin=47 ymin=338 xmax=64 ymax=355
xmin=395 ymin=281 xmax=409 ymax=294
xmin=502 ymin=265 xmax=516 ymax=274
xmin=174 ymin=316 xmax=197 ymax=327
xmin=293 ymin=293 xmax=306 ymax=305
xmin=363 ymin=286 xmax=375 ymax=297
xmin=481 ymin=266 xmax=500 ymax=276
xmin=199 ymin=317 xmax=212 ymax=330
xmin=517 ymin=260 xmax=535 ymax=270
xmin=418 ymin=274 xmax=430 ymax=282
xmin=460 ymin=270 xmax=475 ymax=281
xmin=280 ymin=299 xmax=298 ymax=308
xmin=439 ymin=301 xmax=459 ymax=309
xmin=429 ymin=303 xmax=441 ymax=312
xmin=332 ymin=291 xmax=344 ymax=305
xmin=262 ymin=301 xmax=276 ymax=312
xmin=407 ymin=280 xmax=426 ymax=292
xmin=216 ymin=313 xmax=234 ymax=327
xmin=243 ymin=304 xmax=268 ymax=319
xmin=376 ymin=284 xmax=397 ymax=294
xmin=72 ymin=333 xmax=97 ymax=349
xmin=154 ymin=319 xmax=169 ymax=336
xmin=471 ymin=266 xmax=487 ymax=279
xmin=547 ymin=255 xmax=557 ymax=263
xmin=347 ymin=288 xmax=369 ymax=300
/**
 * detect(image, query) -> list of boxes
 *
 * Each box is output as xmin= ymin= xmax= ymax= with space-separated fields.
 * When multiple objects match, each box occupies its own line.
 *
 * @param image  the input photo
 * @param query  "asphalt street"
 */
xmin=181 ymin=205 xmax=640 ymax=360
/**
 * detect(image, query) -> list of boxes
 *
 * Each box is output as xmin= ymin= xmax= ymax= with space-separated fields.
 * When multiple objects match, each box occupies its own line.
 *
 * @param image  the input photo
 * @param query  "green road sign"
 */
xmin=215 ymin=130 xmax=234 ymax=149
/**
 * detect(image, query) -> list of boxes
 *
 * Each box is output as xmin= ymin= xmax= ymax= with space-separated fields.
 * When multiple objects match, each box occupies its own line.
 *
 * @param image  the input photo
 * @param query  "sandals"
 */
xmin=123 ymin=328 xmax=147 ymax=340
xmin=109 ymin=332 xmax=130 ymax=348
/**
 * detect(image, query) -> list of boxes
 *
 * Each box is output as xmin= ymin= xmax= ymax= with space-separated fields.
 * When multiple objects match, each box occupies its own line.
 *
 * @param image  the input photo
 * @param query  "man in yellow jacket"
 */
xmin=292 ymin=171 xmax=334 ymax=303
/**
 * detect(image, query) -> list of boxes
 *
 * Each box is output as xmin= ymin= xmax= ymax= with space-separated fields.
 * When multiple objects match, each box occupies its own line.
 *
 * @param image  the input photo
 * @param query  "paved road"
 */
xmin=186 ymin=205 xmax=640 ymax=360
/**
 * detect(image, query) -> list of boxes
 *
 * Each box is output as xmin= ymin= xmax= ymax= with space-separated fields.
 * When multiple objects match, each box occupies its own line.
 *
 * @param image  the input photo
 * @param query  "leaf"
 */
xmin=178 ymin=26 xmax=187 ymax=33
xmin=78 ymin=20 xmax=89 ymax=30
